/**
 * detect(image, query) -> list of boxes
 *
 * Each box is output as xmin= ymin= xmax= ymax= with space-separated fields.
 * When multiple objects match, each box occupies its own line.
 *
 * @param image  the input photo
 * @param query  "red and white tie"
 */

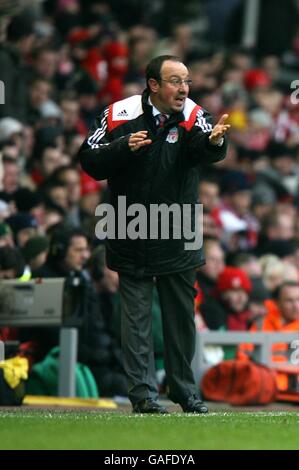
xmin=156 ymin=113 xmax=167 ymax=128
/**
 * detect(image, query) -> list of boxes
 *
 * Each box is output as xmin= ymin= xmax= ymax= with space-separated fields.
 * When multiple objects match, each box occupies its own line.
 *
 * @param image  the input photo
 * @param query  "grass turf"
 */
xmin=0 ymin=410 xmax=299 ymax=450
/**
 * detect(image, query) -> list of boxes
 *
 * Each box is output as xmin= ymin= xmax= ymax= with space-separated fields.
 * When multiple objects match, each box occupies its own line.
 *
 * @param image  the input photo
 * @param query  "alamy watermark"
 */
xmin=94 ymin=196 xmax=203 ymax=250
xmin=290 ymin=80 xmax=299 ymax=104
xmin=290 ymin=339 xmax=299 ymax=365
xmin=0 ymin=341 xmax=4 ymax=361
xmin=0 ymin=81 xmax=5 ymax=105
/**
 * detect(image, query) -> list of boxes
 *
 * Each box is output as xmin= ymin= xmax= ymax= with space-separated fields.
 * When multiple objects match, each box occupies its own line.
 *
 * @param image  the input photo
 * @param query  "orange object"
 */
xmin=201 ymin=360 xmax=277 ymax=405
xmin=238 ymin=300 xmax=299 ymax=400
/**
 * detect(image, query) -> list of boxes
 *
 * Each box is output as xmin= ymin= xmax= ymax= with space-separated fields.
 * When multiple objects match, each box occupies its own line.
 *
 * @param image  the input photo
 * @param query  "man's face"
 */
xmin=64 ymin=236 xmax=90 ymax=271
xmin=278 ymin=285 xmax=299 ymax=323
xmin=0 ymin=234 xmax=14 ymax=248
xmin=199 ymin=182 xmax=219 ymax=212
xmin=202 ymin=243 xmax=225 ymax=281
xmin=17 ymin=227 xmax=37 ymax=248
xmin=60 ymin=170 xmax=81 ymax=205
xmin=272 ymin=156 xmax=294 ymax=176
xmin=41 ymin=148 xmax=62 ymax=177
xmin=230 ymin=190 xmax=252 ymax=216
xmin=149 ymin=60 xmax=190 ymax=114
xmin=35 ymin=52 xmax=58 ymax=79
xmin=277 ymin=214 xmax=295 ymax=240
xmin=49 ymin=186 xmax=69 ymax=210
xmin=30 ymin=81 xmax=51 ymax=108
xmin=3 ymin=163 xmax=20 ymax=193
xmin=61 ymin=100 xmax=79 ymax=130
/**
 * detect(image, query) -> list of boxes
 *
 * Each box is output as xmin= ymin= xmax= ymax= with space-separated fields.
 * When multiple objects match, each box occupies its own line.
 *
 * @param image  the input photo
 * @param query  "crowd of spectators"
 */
xmin=1 ymin=0 xmax=299 ymax=396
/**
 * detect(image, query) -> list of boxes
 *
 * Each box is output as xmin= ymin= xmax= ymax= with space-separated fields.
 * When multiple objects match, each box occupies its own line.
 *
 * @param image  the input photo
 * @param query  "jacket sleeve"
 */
xmin=186 ymin=108 xmax=227 ymax=166
xmin=78 ymin=107 xmax=135 ymax=180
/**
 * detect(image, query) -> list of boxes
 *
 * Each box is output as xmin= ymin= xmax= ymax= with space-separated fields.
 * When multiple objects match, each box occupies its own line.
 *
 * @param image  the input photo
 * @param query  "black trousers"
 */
xmin=119 ymin=269 xmax=198 ymax=405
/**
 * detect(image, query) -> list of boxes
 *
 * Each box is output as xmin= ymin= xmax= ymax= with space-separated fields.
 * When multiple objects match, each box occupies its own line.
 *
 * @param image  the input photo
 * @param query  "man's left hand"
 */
xmin=209 ymin=114 xmax=230 ymax=146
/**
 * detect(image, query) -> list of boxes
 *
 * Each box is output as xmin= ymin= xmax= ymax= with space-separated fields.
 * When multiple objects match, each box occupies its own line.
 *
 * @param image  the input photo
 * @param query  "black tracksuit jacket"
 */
xmin=79 ymin=89 xmax=227 ymax=278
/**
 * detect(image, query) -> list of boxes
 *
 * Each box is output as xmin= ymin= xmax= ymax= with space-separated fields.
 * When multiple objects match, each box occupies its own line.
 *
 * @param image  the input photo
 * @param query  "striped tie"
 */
xmin=156 ymin=113 xmax=167 ymax=128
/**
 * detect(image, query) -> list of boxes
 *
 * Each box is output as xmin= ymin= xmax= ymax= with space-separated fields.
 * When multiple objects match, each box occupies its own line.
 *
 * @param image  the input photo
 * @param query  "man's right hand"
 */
xmin=128 ymin=131 xmax=152 ymax=152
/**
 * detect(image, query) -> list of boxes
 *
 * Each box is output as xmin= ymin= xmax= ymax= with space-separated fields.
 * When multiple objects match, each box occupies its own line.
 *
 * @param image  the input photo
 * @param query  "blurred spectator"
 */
xmin=41 ymin=178 xmax=69 ymax=212
xmin=219 ymin=171 xmax=258 ymax=251
xmin=198 ymin=176 xmax=220 ymax=213
xmin=52 ymin=165 xmax=82 ymax=227
xmin=256 ymin=208 xmax=296 ymax=256
xmin=76 ymin=74 xmax=99 ymax=129
xmin=5 ymin=213 xmax=38 ymax=248
xmin=0 ymin=156 xmax=21 ymax=201
xmin=80 ymin=171 xmax=101 ymax=216
xmin=0 ymin=13 xmax=35 ymax=121
xmin=272 ymin=282 xmax=299 ymax=326
xmin=21 ymin=235 xmax=49 ymax=273
xmin=248 ymin=277 xmax=270 ymax=324
xmin=251 ymin=185 xmax=277 ymax=223
xmin=195 ymin=239 xmax=227 ymax=331
xmin=31 ymin=47 xmax=59 ymax=82
xmin=0 ymin=118 xmax=24 ymax=148
xmin=259 ymin=254 xmax=299 ymax=294
xmin=99 ymin=40 xmax=129 ymax=104
xmin=0 ymin=222 xmax=14 ymax=248
xmin=31 ymin=145 xmax=68 ymax=186
xmin=239 ymin=282 xmax=299 ymax=364
xmin=230 ymin=252 xmax=262 ymax=278
xmin=27 ymin=78 xmax=53 ymax=126
xmin=13 ymin=188 xmax=45 ymax=228
xmin=0 ymin=200 xmax=10 ymax=222
xmin=197 ymin=238 xmax=225 ymax=293
xmin=214 ymin=266 xmax=253 ymax=331
xmin=60 ymin=94 xmax=87 ymax=136
xmin=0 ymin=245 xmax=25 ymax=279
xmin=27 ymin=226 xmax=128 ymax=396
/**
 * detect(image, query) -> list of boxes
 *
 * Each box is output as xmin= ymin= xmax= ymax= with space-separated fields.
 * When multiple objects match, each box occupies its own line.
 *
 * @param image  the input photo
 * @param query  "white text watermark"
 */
xmin=290 ymin=339 xmax=299 ymax=365
xmin=94 ymin=197 xmax=203 ymax=250
xmin=0 ymin=81 xmax=4 ymax=105
xmin=0 ymin=341 xmax=4 ymax=361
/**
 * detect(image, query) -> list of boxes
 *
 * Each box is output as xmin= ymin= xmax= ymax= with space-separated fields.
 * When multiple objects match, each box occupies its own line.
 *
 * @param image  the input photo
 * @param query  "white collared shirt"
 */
xmin=148 ymin=96 xmax=169 ymax=119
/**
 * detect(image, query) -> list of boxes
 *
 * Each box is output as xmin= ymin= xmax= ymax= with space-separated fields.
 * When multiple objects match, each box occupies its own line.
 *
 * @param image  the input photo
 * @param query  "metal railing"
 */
xmin=0 ymin=279 xmax=78 ymax=397
xmin=191 ymin=331 xmax=299 ymax=385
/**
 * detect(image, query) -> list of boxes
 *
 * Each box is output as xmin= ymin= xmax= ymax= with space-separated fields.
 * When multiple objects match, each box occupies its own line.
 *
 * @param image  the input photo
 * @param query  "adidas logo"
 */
xmin=117 ymin=109 xmax=128 ymax=117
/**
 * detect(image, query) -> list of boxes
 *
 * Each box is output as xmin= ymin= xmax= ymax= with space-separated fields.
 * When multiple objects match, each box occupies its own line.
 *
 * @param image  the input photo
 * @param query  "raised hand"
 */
xmin=209 ymin=114 xmax=230 ymax=145
xmin=129 ymin=131 xmax=152 ymax=152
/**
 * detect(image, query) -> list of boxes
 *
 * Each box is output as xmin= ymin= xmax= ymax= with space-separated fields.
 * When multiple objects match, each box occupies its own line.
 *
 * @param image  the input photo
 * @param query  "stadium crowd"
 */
xmin=1 ymin=0 xmax=299 ymax=398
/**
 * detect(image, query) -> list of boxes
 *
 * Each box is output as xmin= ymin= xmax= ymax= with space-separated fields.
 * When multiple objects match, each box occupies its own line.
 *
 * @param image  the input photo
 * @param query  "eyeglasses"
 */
xmin=160 ymin=78 xmax=192 ymax=88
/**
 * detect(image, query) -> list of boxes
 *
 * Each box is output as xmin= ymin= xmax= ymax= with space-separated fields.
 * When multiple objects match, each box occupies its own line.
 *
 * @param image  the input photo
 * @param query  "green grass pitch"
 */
xmin=1 ymin=410 xmax=299 ymax=450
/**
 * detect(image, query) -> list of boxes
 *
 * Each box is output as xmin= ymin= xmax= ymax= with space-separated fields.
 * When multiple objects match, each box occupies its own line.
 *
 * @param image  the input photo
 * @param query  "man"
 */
xmin=5 ymin=213 xmax=38 ymax=248
xmin=34 ymin=227 xmax=90 ymax=278
xmin=214 ymin=266 xmax=253 ymax=331
xmin=0 ymin=13 xmax=34 ymax=121
xmin=238 ymin=282 xmax=299 ymax=394
xmin=0 ymin=246 xmax=25 ymax=279
xmin=52 ymin=166 xmax=82 ymax=227
xmin=79 ymin=55 xmax=230 ymax=413
xmin=195 ymin=239 xmax=227 ymax=330
xmin=246 ymin=282 xmax=299 ymax=337
xmin=27 ymin=227 xmax=127 ymax=397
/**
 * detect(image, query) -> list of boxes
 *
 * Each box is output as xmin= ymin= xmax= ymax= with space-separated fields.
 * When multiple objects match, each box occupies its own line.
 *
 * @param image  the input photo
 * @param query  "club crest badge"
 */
xmin=166 ymin=127 xmax=178 ymax=143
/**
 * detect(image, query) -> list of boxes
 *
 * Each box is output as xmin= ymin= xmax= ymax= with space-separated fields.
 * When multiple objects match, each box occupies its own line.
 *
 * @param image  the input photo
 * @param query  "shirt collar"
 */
xmin=148 ymin=96 xmax=169 ymax=118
